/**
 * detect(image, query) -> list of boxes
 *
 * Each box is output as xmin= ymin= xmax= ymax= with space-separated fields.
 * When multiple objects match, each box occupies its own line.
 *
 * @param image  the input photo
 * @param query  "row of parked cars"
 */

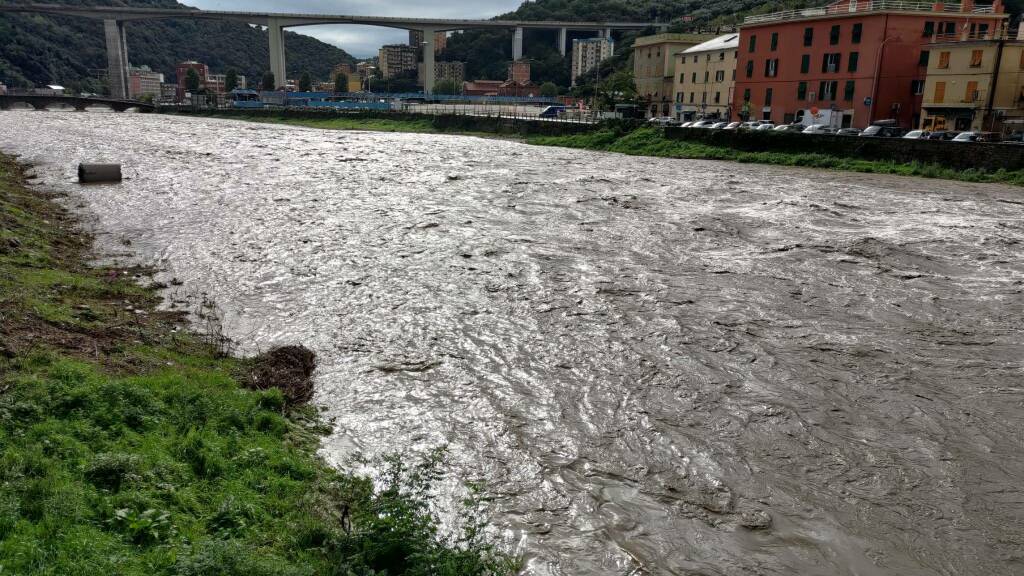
xmin=649 ymin=116 xmax=1024 ymax=143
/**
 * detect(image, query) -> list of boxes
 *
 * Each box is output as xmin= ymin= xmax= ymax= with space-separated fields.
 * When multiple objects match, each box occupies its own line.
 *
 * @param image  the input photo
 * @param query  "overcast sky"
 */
xmin=181 ymin=0 xmax=524 ymax=57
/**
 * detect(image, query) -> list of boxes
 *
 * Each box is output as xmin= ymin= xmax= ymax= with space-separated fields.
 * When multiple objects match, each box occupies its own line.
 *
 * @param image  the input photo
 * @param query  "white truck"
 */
xmin=794 ymin=107 xmax=845 ymax=128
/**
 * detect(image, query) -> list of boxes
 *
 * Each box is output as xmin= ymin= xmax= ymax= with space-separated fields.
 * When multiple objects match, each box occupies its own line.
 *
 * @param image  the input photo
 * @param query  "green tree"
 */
xmin=261 ymin=71 xmax=275 ymax=90
xmin=184 ymin=67 xmax=200 ymax=93
xmin=433 ymin=79 xmax=461 ymax=95
xmin=299 ymin=71 xmax=312 ymax=92
xmin=598 ymin=70 xmax=637 ymax=110
xmin=224 ymin=69 xmax=238 ymax=92
xmin=540 ymin=81 xmax=559 ymax=97
xmin=334 ymin=73 xmax=348 ymax=93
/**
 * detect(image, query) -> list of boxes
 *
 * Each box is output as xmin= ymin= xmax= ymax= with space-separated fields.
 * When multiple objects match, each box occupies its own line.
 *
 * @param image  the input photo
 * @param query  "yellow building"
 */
xmin=671 ymin=33 xmax=740 ymax=121
xmin=633 ymin=33 xmax=714 ymax=117
xmin=921 ymin=27 xmax=1024 ymax=133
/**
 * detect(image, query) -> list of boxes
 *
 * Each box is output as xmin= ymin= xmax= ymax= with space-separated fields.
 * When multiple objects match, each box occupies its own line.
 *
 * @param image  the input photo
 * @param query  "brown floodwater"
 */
xmin=2 ymin=111 xmax=1023 ymax=576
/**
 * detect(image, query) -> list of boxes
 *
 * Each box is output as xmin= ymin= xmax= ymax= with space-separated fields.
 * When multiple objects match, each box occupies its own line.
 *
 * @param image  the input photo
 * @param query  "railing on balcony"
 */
xmin=744 ymin=1 xmax=996 ymax=24
xmin=930 ymin=27 xmax=1014 ymax=42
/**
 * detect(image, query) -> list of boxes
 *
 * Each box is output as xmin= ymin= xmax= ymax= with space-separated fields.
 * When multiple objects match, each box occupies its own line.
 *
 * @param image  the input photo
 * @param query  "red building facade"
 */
xmin=733 ymin=0 xmax=1007 ymax=129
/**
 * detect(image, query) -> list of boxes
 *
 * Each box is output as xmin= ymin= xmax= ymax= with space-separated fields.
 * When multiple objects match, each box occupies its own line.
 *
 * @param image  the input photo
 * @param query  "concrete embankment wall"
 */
xmin=165 ymin=108 xmax=607 ymax=138
xmin=664 ymin=127 xmax=1024 ymax=172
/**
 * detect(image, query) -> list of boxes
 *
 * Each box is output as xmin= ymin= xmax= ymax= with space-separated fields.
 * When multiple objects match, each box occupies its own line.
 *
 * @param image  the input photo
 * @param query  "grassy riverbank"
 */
xmin=528 ymin=128 xmax=1024 ymax=186
xmin=0 ymin=155 xmax=514 ymax=575
xmin=192 ymin=111 xmax=1024 ymax=186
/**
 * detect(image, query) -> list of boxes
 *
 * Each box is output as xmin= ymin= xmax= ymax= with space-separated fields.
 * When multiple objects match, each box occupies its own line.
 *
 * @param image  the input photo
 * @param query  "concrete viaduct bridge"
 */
xmin=0 ymin=93 xmax=155 ymax=112
xmin=0 ymin=4 xmax=667 ymax=98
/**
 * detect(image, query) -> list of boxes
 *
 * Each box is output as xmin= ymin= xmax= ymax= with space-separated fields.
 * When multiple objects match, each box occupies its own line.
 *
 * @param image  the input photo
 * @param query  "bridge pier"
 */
xmin=557 ymin=27 xmax=567 ymax=57
xmin=512 ymin=26 xmax=524 ymax=60
xmin=103 ymin=19 xmax=130 ymax=100
xmin=421 ymin=27 xmax=437 ymax=94
xmin=268 ymin=18 xmax=286 ymax=90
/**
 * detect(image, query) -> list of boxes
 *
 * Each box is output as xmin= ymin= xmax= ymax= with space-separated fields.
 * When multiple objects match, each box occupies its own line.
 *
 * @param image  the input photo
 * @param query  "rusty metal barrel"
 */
xmin=78 ymin=163 xmax=122 ymax=183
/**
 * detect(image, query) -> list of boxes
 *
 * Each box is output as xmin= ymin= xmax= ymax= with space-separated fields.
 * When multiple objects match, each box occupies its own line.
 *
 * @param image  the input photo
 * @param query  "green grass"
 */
xmin=0 ymin=155 xmax=515 ymax=575
xmin=526 ymin=127 xmax=1024 ymax=186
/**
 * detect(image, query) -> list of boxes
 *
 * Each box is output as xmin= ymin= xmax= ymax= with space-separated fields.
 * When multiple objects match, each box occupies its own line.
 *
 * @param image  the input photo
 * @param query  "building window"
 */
xmin=770 ymin=32 xmax=779 ymax=51
xmin=965 ymin=80 xmax=978 ymax=102
xmin=919 ymin=50 xmax=930 ymax=67
xmin=715 ymin=70 xmax=725 ymax=82
xmin=746 ymin=60 xmax=754 ymax=78
xmin=1020 ymin=50 xmax=1024 ymax=70
xmin=765 ymin=87 xmax=773 ymax=106
xmin=801 ymin=54 xmax=810 ymax=73
xmin=804 ymin=27 xmax=813 ymax=46
xmin=822 ymin=53 xmax=841 ymax=73
xmin=848 ymin=52 xmax=859 ymax=72
xmin=923 ymin=21 xmax=934 ymax=37
xmin=852 ymin=23 xmax=862 ymax=44
xmin=680 ymin=73 xmax=685 ymax=83
xmin=911 ymin=79 xmax=925 ymax=95
xmin=933 ymin=81 xmax=945 ymax=103
xmin=843 ymin=80 xmax=855 ymax=101
xmin=938 ymin=51 xmax=950 ymax=69
xmin=707 ymin=53 xmax=711 ymax=61
xmin=819 ymin=80 xmax=838 ymax=100
xmin=692 ymin=72 xmax=697 ymax=83
xmin=715 ymin=91 xmax=721 ymax=104
xmin=719 ymin=51 xmax=725 ymax=61
xmin=765 ymin=58 xmax=779 ymax=77
xmin=743 ymin=88 xmax=751 ymax=102
xmin=704 ymin=71 xmax=709 ymax=82
xmin=732 ymin=69 xmax=736 ymax=80
xmin=830 ymin=25 xmax=840 ymax=45
xmin=797 ymin=81 xmax=808 ymax=100
xmin=749 ymin=35 xmax=757 ymax=52
xmin=676 ymin=91 xmax=683 ymax=102
xmin=970 ymin=49 xmax=983 ymax=67
xmin=702 ymin=91 xmax=707 ymax=103
xmin=690 ymin=92 xmax=694 ymax=103
xmin=943 ymin=22 xmax=956 ymax=35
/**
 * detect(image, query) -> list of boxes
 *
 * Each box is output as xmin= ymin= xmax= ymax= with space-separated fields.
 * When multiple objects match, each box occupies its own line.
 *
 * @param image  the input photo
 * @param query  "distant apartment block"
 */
xmin=206 ymin=73 xmax=246 ymax=93
xmin=379 ymin=44 xmax=419 ymax=79
xmin=673 ymin=34 xmax=740 ymax=121
xmin=128 ymin=65 xmax=164 ymax=100
xmin=508 ymin=59 xmax=531 ymax=83
xmin=921 ymin=26 xmax=1024 ymax=132
xmin=633 ymin=33 xmax=715 ymax=117
xmin=409 ymin=30 xmax=448 ymax=53
xmin=571 ymin=37 xmax=614 ymax=85
xmin=418 ymin=60 xmax=465 ymax=87
xmin=732 ymin=0 xmax=1008 ymax=128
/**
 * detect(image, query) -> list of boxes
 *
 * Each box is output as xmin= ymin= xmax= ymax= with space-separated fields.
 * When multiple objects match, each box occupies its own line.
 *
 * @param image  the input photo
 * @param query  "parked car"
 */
xmin=952 ymin=131 xmax=1000 ymax=142
xmin=722 ymin=122 xmax=742 ymax=130
xmin=538 ymin=105 xmax=566 ymax=118
xmin=679 ymin=121 xmax=694 ymax=128
xmin=835 ymin=128 xmax=862 ymax=136
xmin=690 ymin=120 xmax=718 ymax=129
xmin=754 ymin=123 xmax=776 ymax=130
xmin=802 ymin=124 xmax=835 ymax=135
xmin=774 ymin=123 xmax=804 ymax=133
xmin=738 ymin=121 xmax=763 ymax=130
xmin=709 ymin=122 xmax=730 ymax=129
xmin=1001 ymin=131 xmax=1023 ymax=143
xmin=903 ymin=130 xmax=930 ymax=139
xmin=648 ymin=116 xmax=677 ymax=126
xmin=860 ymin=124 xmax=906 ymax=138
xmin=926 ymin=130 xmax=959 ymax=141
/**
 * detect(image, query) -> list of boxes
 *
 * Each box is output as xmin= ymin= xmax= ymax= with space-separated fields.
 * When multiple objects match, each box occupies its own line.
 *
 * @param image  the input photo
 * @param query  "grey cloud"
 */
xmin=182 ymin=0 xmax=522 ymax=57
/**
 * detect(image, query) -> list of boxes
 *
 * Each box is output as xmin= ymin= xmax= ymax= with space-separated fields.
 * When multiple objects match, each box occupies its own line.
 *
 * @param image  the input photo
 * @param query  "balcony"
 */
xmin=744 ymin=1 xmax=997 ymax=25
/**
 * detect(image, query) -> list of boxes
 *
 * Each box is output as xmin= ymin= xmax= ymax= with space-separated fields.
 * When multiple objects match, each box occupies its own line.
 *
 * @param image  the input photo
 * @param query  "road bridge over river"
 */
xmin=0 ymin=4 xmax=667 ymax=98
xmin=0 ymin=93 xmax=155 ymax=112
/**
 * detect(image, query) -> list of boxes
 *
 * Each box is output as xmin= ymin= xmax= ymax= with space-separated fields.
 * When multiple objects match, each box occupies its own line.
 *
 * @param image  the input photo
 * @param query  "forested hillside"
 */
xmin=440 ymin=0 xmax=1023 ymax=87
xmin=0 ymin=0 xmax=355 ymax=92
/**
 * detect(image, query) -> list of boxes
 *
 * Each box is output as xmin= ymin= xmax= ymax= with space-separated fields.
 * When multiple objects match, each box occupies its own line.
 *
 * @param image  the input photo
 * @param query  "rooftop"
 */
xmin=744 ymin=0 xmax=1001 ymax=25
xmin=681 ymin=33 xmax=740 ymax=53
xmin=633 ymin=33 xmax=716 ymax=47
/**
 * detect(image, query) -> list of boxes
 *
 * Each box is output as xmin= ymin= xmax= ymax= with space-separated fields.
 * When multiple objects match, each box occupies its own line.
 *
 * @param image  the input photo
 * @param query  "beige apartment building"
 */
xmin=920 ymin=26 xmax=1024 ymax=133
xmin=633 ymin=33 xmax=713 ymax=117
xmin=671 ymin=33 xmax=739 ymax=121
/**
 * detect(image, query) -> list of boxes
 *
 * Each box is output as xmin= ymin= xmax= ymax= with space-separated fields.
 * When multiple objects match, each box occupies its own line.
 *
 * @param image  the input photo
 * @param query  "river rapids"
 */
xmin=2 ymin=112 xmax=1022 ymax=576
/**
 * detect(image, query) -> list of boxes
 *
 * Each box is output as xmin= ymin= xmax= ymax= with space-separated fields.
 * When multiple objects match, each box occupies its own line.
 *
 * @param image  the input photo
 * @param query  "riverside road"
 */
xmin=2 ymin=111 xmax=1022 ymax=576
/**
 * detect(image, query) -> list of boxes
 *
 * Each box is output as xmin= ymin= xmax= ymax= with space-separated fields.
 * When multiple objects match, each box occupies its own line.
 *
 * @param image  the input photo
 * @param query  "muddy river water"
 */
xmin=2 ymin=112 xmax=1023 ymax=575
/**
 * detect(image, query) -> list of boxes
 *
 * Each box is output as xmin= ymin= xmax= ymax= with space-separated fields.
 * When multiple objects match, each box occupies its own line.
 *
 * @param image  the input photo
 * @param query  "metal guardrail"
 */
xmin=744 ymin=1 xmax=996 ymax=24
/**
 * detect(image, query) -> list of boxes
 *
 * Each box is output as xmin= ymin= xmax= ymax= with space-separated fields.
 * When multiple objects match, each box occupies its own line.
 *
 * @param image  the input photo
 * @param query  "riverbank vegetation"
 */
xmin=0 ymin=154 xmax=515 ymax=575
xmin=527 ymin=127 xmax=1024 ymax=186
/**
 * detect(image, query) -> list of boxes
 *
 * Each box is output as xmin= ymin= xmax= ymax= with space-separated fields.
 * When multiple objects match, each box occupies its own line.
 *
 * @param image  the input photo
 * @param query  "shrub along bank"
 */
xmin=527 ymin=127 xmax=1024 ymax=186
xmin=0 ymin=154 xmax=515 ymax=576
